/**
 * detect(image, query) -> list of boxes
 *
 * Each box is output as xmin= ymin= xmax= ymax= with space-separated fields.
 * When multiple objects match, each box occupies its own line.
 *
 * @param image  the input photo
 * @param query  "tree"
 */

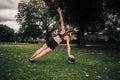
xmin=16 ymin=0 xmax=59 ymax=41
xmin=16 ymin=0 xmax=42 ymax=41
xmin=41 ymin=12 xmax=59 ymax=41
xmin=0 ymin=24 xmax=15 ymax=42
xmin=101 ymin=0 xmax=120 ymax=43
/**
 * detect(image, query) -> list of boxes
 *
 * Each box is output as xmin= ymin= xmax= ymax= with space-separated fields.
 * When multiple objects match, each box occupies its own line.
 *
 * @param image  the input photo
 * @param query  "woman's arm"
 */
xmin=57 ymin=7 xmax=65 ymax=33
xmin=66 ymin=37 xmax=71 ymax=57
xmin=66 ymin=36 xmax=74 ymax=58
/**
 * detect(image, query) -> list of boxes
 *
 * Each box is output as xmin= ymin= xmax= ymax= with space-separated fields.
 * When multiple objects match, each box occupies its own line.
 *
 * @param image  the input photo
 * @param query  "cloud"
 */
xmin=0 ymin=21 xmax=20 ymax=32
xmin=0 ymin=9 xmax=17 ymax=22
xmin=0 ymin=0 xmax=20 ymax=9
xmin=0 ymin=17 xmax=14 ymax=22
xmin=0 ymin=0 xmax=21 ymax=32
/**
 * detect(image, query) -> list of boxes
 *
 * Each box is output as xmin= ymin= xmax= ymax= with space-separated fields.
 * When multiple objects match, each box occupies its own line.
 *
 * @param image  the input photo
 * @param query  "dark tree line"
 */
xmin=0 ymin=24 xmax=15 ymax=42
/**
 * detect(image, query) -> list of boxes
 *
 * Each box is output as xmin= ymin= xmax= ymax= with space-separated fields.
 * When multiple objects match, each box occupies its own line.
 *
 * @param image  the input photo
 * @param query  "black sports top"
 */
xmin=58 ymin=33 xmax=66 ymax=43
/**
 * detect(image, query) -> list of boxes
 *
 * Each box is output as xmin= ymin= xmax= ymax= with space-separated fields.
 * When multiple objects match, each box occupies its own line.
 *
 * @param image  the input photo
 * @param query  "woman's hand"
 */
xmin=69 ymin=55 xmax=75 ymax=58
xmin=57 ymin=7 xmax=62 ymax=13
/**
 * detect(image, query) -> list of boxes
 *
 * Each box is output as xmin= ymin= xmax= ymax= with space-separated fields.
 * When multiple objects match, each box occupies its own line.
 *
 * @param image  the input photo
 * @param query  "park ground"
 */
xmin=0 ymin=43 xmax=120 ymax=80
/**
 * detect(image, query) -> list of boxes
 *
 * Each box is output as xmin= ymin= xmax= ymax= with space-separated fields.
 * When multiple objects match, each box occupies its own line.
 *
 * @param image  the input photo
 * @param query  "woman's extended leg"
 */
xmin=31 ymin=47 xmax=52 ymax=61
xmin=30 ymin=43 xmax=48 ymax=59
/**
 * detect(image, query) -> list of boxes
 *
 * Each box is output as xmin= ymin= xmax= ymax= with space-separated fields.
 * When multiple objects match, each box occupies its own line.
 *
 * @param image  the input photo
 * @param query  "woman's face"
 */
xmin=66 ymin=29 xmax=73 ymax=34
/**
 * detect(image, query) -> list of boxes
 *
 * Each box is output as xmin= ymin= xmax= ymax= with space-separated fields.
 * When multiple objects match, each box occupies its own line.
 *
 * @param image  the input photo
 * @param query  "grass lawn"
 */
xmin=0 ymin=43 xmax=120 ymax=80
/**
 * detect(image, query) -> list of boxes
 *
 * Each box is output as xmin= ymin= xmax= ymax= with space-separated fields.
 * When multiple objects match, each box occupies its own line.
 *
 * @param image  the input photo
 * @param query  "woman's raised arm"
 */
xmin=57 ymin=7 xmax=65 ymax=33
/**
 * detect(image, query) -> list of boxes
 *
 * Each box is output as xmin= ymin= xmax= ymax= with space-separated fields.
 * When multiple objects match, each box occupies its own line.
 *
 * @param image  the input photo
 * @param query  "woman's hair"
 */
xmin=65 ymin=27 xmax=73 ymax=34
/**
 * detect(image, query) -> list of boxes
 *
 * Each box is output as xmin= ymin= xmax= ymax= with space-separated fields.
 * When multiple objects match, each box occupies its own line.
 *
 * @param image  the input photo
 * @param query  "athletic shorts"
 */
xmin=46 ymin=38 xmax=58 ymax=50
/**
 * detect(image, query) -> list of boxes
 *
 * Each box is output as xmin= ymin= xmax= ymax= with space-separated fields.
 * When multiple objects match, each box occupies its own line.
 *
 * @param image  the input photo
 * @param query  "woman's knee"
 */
xmin=35 ymin=48 xmax=42 ymax=54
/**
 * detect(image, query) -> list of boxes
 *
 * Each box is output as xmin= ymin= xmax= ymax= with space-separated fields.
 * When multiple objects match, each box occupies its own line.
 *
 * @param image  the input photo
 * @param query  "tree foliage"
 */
xmin=100 ymin=0 xmax=120 ymax=42
xmin=16 ymin=0 xmax=59 ymax=41
xmin=16 ymin=0 xmax=42 ymax=40
xmin=0 ymin=24 xmax=15 ymax=42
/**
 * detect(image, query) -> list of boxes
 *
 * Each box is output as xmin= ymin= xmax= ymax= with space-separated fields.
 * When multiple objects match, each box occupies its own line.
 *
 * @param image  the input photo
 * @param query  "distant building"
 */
xmin=85 ymin=33 xmax=108 ymax=42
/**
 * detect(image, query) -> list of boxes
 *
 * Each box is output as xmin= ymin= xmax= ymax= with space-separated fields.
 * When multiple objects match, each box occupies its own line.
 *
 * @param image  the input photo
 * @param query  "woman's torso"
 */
xmin=53 ymin=36 xmax=62 ymax=44
xmin=54 ymin=34 xmax=69 ymax=44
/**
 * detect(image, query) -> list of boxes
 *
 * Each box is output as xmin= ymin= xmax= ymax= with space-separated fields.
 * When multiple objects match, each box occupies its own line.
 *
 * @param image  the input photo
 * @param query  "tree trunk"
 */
xmin=46 ymin=32 xmax=51 ymax=41
xmin=108 ymin=26 xmax=113 ymax=44
xmin=77 ymin=25 xmax=85 ymax=46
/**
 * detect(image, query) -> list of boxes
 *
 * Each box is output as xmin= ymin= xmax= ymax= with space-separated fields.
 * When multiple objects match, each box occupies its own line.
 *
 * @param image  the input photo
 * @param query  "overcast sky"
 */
xmin=0 ymin=0 xmax=21 ymax=32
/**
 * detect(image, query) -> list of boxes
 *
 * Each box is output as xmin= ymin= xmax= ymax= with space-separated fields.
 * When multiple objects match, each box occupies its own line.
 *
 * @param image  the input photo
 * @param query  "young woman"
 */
xmin=28 ymin=7 xmax=74 ymax=63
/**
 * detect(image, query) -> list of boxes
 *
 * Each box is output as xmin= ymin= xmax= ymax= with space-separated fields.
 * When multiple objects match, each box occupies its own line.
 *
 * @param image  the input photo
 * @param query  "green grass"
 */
xmin=0 ymin=43 xmax=120 ymax=80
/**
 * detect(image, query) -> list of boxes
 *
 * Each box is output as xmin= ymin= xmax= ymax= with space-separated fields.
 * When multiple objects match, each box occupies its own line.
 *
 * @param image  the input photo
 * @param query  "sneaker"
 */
xmin=28 ymin=58 xmax=34 ymax=63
